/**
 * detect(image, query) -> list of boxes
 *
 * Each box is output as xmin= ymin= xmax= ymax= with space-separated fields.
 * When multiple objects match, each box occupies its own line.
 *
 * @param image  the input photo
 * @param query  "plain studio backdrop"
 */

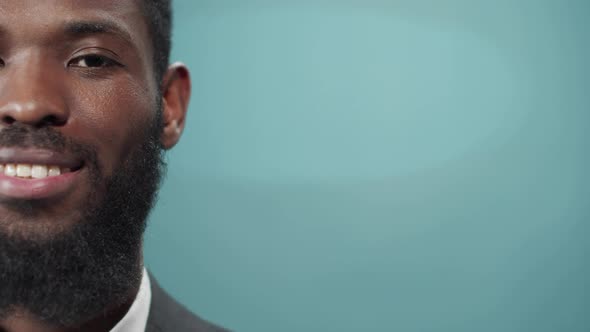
xmin=144 ymin=1 xmax=590 ymax=331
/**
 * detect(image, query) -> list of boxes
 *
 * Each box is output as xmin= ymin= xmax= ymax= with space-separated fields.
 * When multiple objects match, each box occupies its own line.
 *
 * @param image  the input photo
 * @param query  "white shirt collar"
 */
xmin=110 ymin=268 xmax=152 ymax=332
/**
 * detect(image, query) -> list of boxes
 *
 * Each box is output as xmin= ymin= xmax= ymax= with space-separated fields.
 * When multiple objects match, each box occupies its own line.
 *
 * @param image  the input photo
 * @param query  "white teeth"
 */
xmin=16 ymin=164 xmax=32 ymax=178
xmin=48 ymin=166 xmax=61 ymax=177
xmin=1 ymin=164 xmax=66 ymax=179
xmin=31 ymin=165 xmax=49 ymax=179
xmin=5 ymin=164 xmax=16 ymax=177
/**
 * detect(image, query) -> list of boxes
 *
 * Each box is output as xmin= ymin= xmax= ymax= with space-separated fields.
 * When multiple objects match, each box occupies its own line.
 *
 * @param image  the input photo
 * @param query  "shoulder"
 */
xmin=145 ymin=273 xmax=230 ymax=332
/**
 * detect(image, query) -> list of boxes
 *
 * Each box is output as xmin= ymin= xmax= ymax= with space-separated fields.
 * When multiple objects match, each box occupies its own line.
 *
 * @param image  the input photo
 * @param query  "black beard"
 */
xmin=0 ymin=116 xmax=165 ymax=326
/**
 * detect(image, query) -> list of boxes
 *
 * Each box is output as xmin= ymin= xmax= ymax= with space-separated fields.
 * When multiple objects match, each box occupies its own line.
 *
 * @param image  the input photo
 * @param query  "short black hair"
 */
xmin=141 ymin=0 xmax=172 ymax=86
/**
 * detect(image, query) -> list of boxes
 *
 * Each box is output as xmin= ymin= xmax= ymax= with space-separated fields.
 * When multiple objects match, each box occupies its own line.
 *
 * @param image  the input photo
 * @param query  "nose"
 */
xmin=0 ymin=53 xmax=69 ymax=128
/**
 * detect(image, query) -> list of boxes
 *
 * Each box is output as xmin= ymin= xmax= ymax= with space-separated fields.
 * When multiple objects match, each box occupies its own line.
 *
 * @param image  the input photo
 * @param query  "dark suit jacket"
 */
xmin=145 ymin=276 xmax=229 ymax=332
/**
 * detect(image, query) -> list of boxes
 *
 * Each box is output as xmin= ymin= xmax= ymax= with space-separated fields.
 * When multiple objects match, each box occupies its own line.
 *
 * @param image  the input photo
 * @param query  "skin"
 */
xmin=0 ymin=0 xmax=191 ymax=331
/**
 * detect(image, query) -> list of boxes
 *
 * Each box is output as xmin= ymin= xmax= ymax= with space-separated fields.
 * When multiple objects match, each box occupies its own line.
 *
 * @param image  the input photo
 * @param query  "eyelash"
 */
xmin=67 ymin=54 xmax=122 ymax=69
xmin=0 ymin=55 xmax=122 ymax=74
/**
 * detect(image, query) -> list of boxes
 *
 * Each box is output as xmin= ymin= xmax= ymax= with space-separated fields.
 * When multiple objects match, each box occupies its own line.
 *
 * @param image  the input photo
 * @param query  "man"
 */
xmin=0 ymin=1 xmax=227 ymax=331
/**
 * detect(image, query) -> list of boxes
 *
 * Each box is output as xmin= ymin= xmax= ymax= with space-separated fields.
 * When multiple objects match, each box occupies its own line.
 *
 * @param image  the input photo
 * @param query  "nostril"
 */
xmin=38 ymin=115 xmax=65 ymax=127
xmin=2 ymin=115 xmax=15 ymax=125
xmin=0 ymin=104 xmax=68 ymax=127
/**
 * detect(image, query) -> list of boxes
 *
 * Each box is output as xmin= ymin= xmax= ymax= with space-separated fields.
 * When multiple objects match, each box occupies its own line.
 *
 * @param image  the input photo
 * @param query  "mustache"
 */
xmin=0 ymin=123 xmax=99 ymax=172
xmin=0 ymin=123 xmax=67 ymax=150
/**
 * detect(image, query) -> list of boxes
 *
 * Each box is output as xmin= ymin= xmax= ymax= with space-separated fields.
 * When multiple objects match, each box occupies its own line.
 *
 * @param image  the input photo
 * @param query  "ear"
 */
xmin=160 ymin=62 xmax=191 ymax=149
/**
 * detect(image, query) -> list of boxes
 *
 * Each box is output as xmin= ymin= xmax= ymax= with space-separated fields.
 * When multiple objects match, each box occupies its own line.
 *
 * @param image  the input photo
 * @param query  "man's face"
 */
xmin=0 ymin=0 xmax=158 ymax=236
xmin=0 ymin=0 xmax=183 ymax=326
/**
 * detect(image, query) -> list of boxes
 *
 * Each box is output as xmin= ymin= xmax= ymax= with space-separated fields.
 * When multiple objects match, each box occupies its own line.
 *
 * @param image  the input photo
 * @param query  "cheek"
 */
xmin=64 ymin=76 xmax=158 ymax=175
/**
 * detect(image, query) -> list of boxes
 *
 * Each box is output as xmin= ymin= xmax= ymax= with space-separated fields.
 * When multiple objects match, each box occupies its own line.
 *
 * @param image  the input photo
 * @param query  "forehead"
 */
xmin=0 ymin=0 xmax=150 ymax=53
xmin=0 ymin=0 xmax=143 ymax=18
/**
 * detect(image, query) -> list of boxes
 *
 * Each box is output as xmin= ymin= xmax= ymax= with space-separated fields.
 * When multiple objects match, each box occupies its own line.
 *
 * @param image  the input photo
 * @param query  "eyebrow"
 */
xmin=64 ymin=20 xmax=134 ymax=46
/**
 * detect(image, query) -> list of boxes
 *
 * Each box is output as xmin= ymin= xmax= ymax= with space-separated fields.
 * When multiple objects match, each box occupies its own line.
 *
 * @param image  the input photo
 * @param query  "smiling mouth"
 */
xmin=0 ymin=148 xmax=87 ymax=200
xmin=0 ymin=164 xmax=78 ymax=179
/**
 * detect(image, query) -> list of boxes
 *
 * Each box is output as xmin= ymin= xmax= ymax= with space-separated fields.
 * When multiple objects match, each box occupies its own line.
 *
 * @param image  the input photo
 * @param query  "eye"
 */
xmin=0 ymin=58 xmax=4 ymax=68
xmin=68 ymin=54 xmax=119 ymax=68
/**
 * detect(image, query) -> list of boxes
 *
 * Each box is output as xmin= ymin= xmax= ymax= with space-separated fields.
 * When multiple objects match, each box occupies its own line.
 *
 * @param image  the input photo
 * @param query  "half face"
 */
xmin=0 ymin=0 xmax=158 ymax=238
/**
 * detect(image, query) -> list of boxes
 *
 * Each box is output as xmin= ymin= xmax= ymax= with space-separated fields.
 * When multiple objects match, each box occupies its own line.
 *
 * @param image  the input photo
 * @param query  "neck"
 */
xmin=0 ymin=286 xmax=138 ymax=332
xmin=0 ymin=255 xmax=145 ymax=332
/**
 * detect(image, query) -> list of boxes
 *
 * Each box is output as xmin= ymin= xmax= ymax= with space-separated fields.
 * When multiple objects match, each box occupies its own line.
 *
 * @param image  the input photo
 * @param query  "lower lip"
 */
xmin=0 ymin=169 xmax=82 ymax=201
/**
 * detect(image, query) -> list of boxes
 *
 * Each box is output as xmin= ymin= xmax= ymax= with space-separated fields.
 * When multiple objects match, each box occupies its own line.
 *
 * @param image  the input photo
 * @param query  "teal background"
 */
xmin=144 ymin=1 xmax=590 ymax=331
